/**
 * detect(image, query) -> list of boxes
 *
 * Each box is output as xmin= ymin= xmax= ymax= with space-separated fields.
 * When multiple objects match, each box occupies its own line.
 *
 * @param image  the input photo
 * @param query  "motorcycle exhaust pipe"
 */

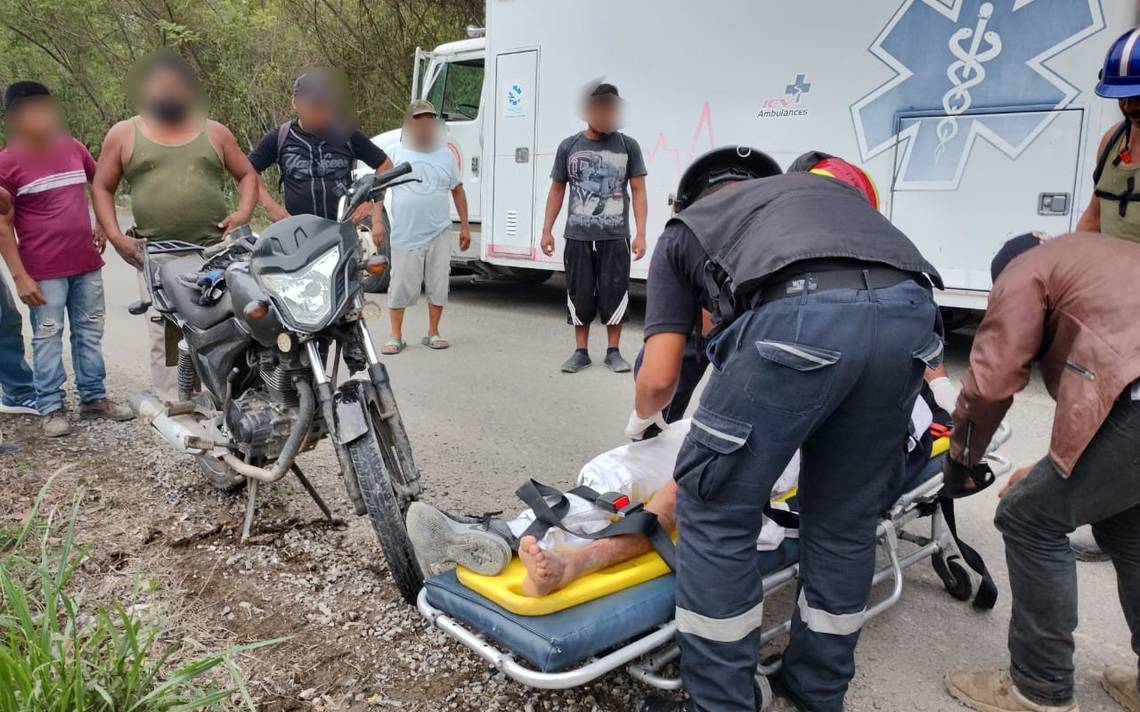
xmin=219 ymin=378 xmax=316 ymax=484
xmin=131 ymin=392 xmax=211 ymax=454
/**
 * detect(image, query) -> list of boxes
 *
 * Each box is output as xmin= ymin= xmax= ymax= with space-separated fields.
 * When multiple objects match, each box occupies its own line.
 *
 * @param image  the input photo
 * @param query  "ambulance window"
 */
xmin=425 ymin=59 xmax=484 ymax=121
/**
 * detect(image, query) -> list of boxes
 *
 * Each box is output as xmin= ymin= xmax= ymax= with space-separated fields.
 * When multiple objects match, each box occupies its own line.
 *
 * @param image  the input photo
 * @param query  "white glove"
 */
xmin=624 ymin=410 xmax=668 ymax=441
xmin=928 ymin=376 xmax=960 ymax=415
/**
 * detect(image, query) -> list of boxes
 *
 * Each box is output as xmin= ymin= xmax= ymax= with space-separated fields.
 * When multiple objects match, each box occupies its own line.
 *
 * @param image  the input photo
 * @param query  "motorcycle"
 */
xmin=129 ymin=163 xmax=424 ymax=603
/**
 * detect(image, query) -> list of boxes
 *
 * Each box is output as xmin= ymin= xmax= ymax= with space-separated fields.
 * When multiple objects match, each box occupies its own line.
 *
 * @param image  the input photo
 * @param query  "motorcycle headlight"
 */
xmin=259 ymin=246 xmax=341 ymax=331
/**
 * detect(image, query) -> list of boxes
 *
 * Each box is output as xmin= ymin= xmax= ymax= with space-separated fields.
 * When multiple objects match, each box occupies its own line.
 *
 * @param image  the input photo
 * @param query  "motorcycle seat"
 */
xmin=158 ymin=254 xmax=234 ymax=331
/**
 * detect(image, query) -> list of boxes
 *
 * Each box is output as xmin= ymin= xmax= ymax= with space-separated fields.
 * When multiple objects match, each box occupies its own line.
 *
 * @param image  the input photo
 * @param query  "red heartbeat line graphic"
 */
xmin=641 ymin=102 xmax=717 ymax=180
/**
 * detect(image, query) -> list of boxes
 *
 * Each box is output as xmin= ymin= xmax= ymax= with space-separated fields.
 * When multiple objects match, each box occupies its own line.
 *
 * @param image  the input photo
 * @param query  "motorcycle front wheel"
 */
xmin=347 ymin=412 xmax=424 ymax=604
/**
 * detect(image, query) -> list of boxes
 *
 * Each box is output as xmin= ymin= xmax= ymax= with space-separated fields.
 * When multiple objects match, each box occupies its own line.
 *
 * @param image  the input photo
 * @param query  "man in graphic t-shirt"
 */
xmin=540 ymin=83 xmax=648 ymax=374
xmin=248 ymin=69 xmax=392 ymax=224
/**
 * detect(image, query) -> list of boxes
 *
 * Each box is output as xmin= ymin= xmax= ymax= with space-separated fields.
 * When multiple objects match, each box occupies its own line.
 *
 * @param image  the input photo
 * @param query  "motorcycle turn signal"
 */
xmin=364 ymin=255 xmax=389 ymax=275
xmin=243 ymin=300 xmax=270 ymax=320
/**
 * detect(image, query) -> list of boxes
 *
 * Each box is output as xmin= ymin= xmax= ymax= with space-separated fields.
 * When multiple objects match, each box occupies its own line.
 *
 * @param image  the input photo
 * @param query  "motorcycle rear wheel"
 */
xmin=348 ymin=413 xmax=424 ymax=604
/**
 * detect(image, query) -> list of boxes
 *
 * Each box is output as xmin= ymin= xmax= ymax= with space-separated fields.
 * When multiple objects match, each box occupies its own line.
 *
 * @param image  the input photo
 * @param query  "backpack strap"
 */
xmin=274 ymin=121 xmax=292 ymax=189
xmin=1094 ymin=121 xmax=1130 ymax=185
xmin=515 ymin=479 xmax=676 ymax=570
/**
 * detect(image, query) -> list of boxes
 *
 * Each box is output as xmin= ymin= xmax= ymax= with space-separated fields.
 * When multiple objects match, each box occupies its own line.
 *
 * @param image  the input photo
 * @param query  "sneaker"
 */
xmin=405 ymin=502 xmax=513 ymax=576
xmin=561 ymin=350 xmax=592 ymax=373
xmin=78 ymin=398 xmax=135 ymax=422
xmin=42 ymin=411 xmax=72 ymax=438
xmin=945 ymin=670 xmax=1078 ymax=712
xmin=1070 ymin=525 xmax=1109 ymax=562
xmin=0 ymin=395 xmax=38 ymax=416
xmin=604 ymin=350 xmax=632 ymax=373
xmin=1103 ymin=667 xmax=1140 ymax=712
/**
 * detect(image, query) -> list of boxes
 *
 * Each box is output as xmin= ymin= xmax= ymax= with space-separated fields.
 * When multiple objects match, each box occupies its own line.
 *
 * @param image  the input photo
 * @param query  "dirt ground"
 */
xmin=2 ymin=257 xmax=1134 ymax=711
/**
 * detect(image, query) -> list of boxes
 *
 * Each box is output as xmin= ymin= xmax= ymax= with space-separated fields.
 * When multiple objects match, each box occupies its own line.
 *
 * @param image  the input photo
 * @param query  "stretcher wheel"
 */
xmin=754 ymin=673 xmax=773 ymax=712
xmin=933 ymin=555 xmax=974 ymax=601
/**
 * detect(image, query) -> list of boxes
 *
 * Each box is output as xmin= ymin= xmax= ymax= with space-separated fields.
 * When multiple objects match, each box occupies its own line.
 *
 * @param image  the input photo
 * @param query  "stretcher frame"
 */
xmin=416 ymin=432 xmax=1011 ymax=694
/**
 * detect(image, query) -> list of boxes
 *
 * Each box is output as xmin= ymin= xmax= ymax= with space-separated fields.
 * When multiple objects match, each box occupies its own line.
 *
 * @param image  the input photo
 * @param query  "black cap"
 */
xmin=589 ymin=82 xmax=620 ymax=100
xmin=991 ymin=232 xmax=1046 ymax=283
xmin=4 ymin=81 xmax=51 ymax=114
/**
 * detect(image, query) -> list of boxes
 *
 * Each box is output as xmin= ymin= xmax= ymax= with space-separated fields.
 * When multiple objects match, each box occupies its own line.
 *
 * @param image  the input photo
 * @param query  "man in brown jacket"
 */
xmin=942 ymin=232 xmax=1140 ymax=712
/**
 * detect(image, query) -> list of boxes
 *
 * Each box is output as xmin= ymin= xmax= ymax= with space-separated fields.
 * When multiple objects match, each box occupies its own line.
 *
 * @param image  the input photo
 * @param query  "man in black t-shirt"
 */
xmin=540 ymin=83 xmax=648 ymax=374
xmin=248 ymin=70 xmax=392 ymax=225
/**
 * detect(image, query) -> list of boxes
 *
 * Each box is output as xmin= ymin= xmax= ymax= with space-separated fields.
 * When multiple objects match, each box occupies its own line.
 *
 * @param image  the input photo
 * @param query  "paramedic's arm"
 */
xmin=636 ymin=333 xmax=686 ymax=417
xmin=1076 ymin=124 xmax=1119 ymax=232
xmin=93 ymin=121 xmax=144 ymax=269
xmin=452 ymin=185 xmax=471 ymax=251
xmin=950 ymin=260 xmax=1048 ymax=466
xmin=540 ymin=181 xmax=565 ymax=256
xmin=0 ymin=202 xmax=43 ymax=306
xmin=248 ymin=129 xmax=289 ymax=222
xmin=630 ymin=175 xmax=648 ymax=260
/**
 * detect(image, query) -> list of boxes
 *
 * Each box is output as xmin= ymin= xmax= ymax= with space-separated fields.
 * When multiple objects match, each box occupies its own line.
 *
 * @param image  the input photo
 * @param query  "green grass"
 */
xmin=0 ymin=474 xmax=280 ymax=711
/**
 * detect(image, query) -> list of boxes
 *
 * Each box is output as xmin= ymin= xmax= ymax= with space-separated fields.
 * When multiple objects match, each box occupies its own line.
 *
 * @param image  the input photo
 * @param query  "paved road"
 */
xmin=15 ymin=252 xmax=1134 ymax=711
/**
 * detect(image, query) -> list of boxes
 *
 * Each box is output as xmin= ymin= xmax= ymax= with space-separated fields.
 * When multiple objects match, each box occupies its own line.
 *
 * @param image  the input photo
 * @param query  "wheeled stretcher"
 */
xmin=416 ymin=429 xmax=1011 ymax=706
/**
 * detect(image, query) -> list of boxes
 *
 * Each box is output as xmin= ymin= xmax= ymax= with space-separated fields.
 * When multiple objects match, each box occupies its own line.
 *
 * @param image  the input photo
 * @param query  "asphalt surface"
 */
xmin=10 ymin=250 xmax=1135 ymax=711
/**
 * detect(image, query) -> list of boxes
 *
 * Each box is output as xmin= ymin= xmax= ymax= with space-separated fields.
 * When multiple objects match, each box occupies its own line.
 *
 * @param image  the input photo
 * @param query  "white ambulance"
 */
xmin=372 ymin=0 xmax=1137 ymax=309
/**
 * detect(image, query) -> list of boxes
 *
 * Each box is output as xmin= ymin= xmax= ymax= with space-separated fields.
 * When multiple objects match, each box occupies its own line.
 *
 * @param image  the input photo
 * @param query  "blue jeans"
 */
xmin=673 ymin=277 xmax=939 ymax=712
xmin=0 ymin=277 xmax=35 ymax=403
xmin=29 ymin=270 xmax=108 ymax=414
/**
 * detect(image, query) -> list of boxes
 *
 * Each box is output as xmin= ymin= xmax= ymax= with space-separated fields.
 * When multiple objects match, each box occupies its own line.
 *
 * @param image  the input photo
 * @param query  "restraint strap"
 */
xmin=939 ymin=497 xmax=998 ymax=610
xmin=515 ymin=479 xmax=676 ymax=570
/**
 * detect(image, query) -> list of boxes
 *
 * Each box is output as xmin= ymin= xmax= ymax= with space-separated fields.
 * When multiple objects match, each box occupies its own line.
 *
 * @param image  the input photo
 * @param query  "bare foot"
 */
xmin=518 ymin=535 xmax=580 ymax=597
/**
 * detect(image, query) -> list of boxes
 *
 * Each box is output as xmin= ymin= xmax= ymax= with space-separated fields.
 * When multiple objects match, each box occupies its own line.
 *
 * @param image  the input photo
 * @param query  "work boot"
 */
xmin=604 ymin=349 xmax=632 ymax=373
xmin=945 ymin=670 xmax=1078 ymax=712
xmin=1070 ymin=525 xmax=1109 ymax=562
xmin=1103 ymin=667 xmax=1140 ymax=711
xmin=42 ymin=411 xmax=71 ymax=438
xmin=78 ymin=398 xmax=135 ymax=422
xmin=561 ymin=349 xmax=591 ymax=373
xmin=405 ymin=502 xmax=513 ymax=576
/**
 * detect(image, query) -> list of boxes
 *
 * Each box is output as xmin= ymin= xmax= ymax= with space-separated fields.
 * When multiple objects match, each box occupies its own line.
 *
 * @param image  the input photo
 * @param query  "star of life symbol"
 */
xmin=851 ymin=0 xmax=1104 ymax=189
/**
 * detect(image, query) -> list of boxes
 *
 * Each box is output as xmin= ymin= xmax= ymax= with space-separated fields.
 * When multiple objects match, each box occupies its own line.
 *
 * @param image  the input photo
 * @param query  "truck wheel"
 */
xmin=196 ymin=456 xmax=246 ymax=493
xmin=348 ymin=414 xmax=424 ymax=604
xmin=503 ymin=266 xmax=553 ymax=285
xmin=362 ymin=212 xmax=393 ymax=293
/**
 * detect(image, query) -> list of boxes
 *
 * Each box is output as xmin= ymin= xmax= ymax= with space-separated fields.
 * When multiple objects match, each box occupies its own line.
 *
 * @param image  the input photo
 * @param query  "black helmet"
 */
xmin=673 ymin=146 xmax=782 ymax=212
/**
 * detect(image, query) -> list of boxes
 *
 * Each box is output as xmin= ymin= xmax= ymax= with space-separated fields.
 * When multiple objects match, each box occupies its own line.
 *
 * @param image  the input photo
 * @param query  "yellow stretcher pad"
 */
xmin=457 ymin=438 xmax=949 ymax=617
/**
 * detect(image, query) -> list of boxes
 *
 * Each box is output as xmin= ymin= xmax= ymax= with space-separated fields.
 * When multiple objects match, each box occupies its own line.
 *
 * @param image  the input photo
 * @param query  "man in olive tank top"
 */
xmin=91 ymin=51 xmax=258 ymax=398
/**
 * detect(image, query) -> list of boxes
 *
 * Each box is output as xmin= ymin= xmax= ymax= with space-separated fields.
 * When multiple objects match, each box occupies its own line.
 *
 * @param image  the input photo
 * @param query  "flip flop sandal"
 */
xmin=381 ymin=338 xmax=406 ymax=355
xmin=942 ymin=461 xmax=996 ymax=499
xmin=422 ymin=335 xmax=450 ymax=350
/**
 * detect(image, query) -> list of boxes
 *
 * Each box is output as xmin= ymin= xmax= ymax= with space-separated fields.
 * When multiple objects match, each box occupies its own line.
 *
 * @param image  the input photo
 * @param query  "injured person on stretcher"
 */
xmin=407 ymin=395 xmax=935 ymax=598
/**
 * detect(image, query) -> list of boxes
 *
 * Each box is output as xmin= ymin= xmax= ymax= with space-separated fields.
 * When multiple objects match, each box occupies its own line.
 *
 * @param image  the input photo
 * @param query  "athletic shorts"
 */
xmin=388 ymin=230 xmax=451 ymax=309
xmin=563 ymin=238 xmax=631 ymax=326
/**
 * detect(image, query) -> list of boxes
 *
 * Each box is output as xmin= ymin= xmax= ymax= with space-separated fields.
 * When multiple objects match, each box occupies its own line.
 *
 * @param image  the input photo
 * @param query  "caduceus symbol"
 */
xmin=936 ymin=3 xmax=1003 ymax=161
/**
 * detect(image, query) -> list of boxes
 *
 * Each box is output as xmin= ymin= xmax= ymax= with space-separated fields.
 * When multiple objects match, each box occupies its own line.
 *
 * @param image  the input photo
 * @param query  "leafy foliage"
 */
xmin=0 ymin=474 xmax=280 ymax=711
xmin=0 ymin=0 xmax=483 ymax=151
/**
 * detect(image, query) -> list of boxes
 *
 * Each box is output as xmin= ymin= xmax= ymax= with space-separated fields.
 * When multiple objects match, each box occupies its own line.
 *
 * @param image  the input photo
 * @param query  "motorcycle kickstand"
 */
xmin=241 ymin=478 xmax=259 ymax=543
xmin=292 ymin=463 xmax=335 ymax=523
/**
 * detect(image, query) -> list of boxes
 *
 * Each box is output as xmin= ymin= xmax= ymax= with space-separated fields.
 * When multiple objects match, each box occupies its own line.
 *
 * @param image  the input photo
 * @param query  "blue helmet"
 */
xmin=1098 ymin=28 xmax=1140 ymax=98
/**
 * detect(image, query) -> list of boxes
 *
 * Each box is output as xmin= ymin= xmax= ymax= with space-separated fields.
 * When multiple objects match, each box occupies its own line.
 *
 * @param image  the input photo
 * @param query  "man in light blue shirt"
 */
xmin=380 ymin=100 xmax=470 ymax=353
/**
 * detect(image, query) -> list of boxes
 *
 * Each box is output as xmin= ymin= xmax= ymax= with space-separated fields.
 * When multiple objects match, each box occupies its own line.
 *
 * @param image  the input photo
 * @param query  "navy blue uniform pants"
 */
xmin=673 ymin=278 xmax=939 ymax=712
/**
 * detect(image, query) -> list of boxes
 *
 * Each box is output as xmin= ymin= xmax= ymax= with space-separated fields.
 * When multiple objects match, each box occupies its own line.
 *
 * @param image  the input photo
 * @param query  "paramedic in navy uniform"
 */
xmin=631 ymin=147 xmax=943 ymax=712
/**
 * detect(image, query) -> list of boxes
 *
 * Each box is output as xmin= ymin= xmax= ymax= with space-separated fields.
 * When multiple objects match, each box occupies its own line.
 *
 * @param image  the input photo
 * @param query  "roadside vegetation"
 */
xmin=0 ymin=0 xmax=483 ymax=152
xmin=0 ymin=473 xmax=276 ymax=712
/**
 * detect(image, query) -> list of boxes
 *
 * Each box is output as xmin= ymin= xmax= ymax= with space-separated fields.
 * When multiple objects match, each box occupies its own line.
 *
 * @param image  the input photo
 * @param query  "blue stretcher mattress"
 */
xmin=424 ymin=540 xmax=800 ymax=672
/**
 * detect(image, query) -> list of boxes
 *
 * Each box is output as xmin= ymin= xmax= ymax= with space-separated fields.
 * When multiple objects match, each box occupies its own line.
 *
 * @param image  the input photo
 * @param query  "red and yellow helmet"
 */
xmin=808 ymin=157 xmax=880 ymax=210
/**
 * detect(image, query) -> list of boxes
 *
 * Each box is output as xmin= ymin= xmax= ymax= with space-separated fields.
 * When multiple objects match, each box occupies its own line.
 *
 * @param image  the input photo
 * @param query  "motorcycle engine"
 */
xmin=225 ymin=389 xmax=297 ymax=460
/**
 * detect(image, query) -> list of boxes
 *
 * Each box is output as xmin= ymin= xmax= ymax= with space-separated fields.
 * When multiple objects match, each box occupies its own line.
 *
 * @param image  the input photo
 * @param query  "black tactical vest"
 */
xmin=672 ymin=173 xmax=942 ymax=321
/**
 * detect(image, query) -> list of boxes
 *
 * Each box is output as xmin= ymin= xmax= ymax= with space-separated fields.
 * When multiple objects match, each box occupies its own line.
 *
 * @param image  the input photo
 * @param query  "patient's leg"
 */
xmin=519 ymin=481 xmax=678 ymax=597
